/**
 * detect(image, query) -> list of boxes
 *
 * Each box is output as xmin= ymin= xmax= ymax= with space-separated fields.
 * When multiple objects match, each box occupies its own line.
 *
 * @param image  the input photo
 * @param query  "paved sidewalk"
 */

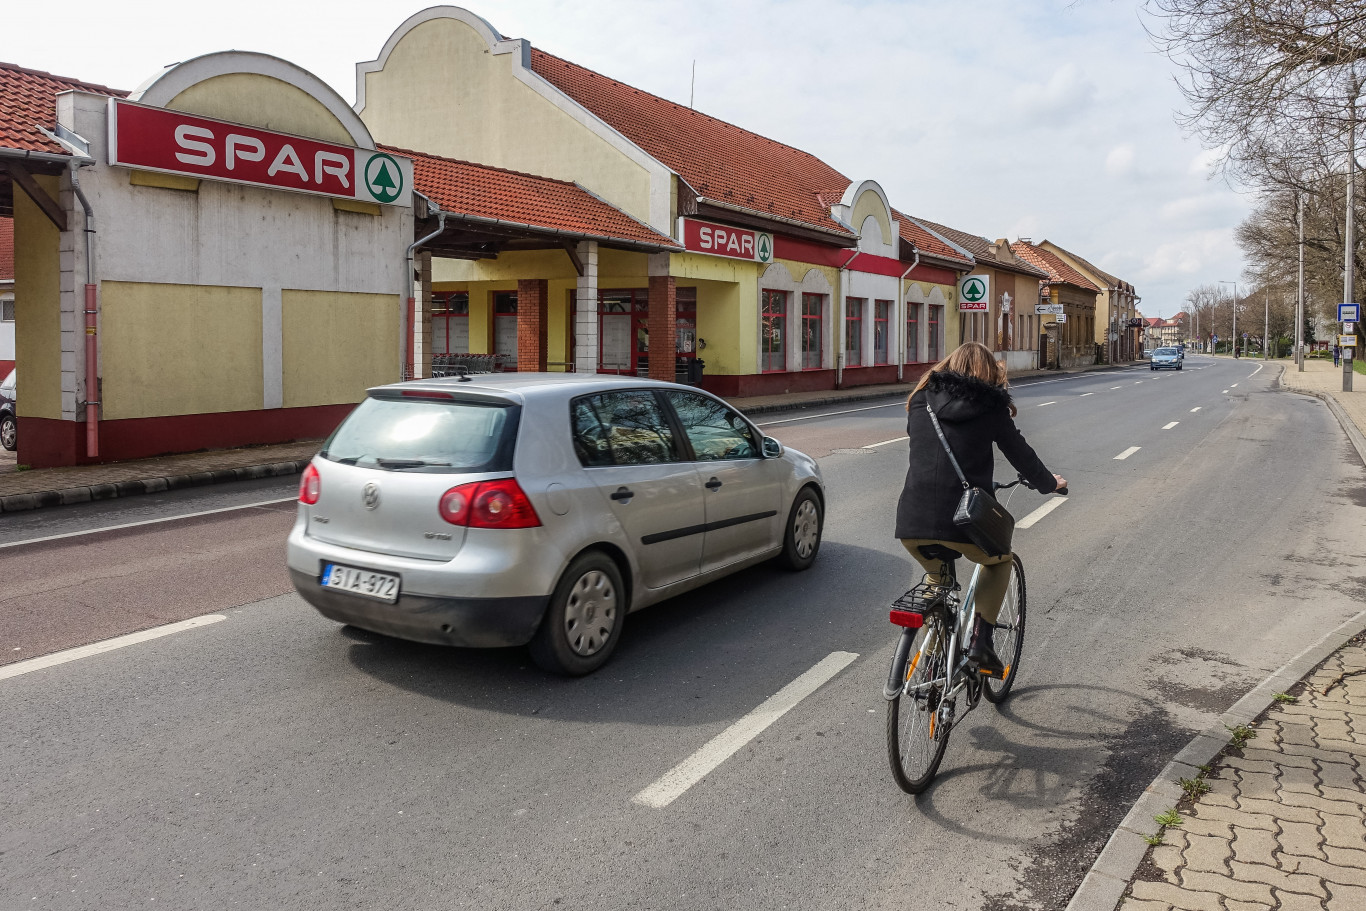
xmin=1122 ymin=633 xmax=1366 ymax=911
xmin=1279 ymin=358 xmax=1366 ymax=451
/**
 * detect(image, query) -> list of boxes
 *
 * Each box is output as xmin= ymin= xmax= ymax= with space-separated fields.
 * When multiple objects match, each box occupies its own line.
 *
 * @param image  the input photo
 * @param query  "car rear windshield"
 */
xmin=320 ymin=396 xmax=519 ymax=473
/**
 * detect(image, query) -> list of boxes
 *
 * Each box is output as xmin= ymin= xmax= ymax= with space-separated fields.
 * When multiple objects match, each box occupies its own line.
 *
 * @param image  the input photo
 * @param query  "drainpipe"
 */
xmin=69 ymin=160 xmax=98 ymax=458
xmin=836 ymin=248 xmax=860 ymax=388
xmin=897 ymin=251 xmax=919 ymax=383
xmin=404 ymin=191 xmax=446 ymax=381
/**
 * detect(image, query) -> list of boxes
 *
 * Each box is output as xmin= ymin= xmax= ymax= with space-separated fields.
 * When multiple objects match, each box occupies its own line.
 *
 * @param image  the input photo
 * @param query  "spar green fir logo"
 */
xmin=364 ymin=153 xmax=404 ymax=203
xmin=756 ymin=233 xmax=774 ymax=263
xmin=961 ymin=277 xmax=986 ymax=303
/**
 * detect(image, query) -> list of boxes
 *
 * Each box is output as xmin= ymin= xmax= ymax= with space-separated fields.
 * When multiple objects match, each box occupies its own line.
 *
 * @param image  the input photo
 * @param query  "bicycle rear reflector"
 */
xmin=889 ymin=609 xmax=924 ymax=629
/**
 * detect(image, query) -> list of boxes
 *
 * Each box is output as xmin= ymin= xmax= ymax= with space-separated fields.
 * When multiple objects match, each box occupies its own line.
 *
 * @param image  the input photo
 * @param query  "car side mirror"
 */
xmin=762 ymin=437 xmax=783 ymax=459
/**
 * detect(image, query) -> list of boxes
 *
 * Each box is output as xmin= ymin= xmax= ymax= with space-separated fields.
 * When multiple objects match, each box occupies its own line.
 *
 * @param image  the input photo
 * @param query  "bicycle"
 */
xmin=884 ymin=475 xmax=1068 ymax=794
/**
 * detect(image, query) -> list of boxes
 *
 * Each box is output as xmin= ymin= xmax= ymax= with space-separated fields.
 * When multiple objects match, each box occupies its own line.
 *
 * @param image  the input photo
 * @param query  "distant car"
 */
xmin=287 ymin=373 xmax=825 ymax=675
xmin=1150 ymin=347 xmax=1183 ymax=371
xmin=1142 ymin=348 xmax=1155 ymax=358
xmin=0 ymin=369 xmax=15 ymax=452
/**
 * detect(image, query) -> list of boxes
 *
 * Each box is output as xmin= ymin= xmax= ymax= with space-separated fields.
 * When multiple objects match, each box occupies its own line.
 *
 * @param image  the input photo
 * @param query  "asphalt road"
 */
xmin=3 ymin=356 xmax=1364 ymax=911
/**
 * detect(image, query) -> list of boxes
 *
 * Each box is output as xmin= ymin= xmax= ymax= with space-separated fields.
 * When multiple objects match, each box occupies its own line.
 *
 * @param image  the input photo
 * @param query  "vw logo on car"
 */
xmin=361 ymin=482 xmax=381 ymax=510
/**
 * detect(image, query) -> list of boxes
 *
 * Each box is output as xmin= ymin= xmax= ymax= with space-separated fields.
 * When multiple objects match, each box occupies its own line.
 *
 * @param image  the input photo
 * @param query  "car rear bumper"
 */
xmin=290 ymin=568 xmax=548 ymax=647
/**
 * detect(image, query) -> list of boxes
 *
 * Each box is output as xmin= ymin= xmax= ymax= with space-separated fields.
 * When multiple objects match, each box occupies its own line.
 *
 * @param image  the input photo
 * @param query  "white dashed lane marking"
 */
xmin=1163 ymin=422 xmax=1179 ymax=430
xmin=1191 ymin=407 xmax=1202 ymax=412
xmin=1080 ymin=392 xmax=1095 ymax=397
xmin=1114 ymin=446 xmax=1141 ymax=460
xmin=1017 ymin=497 xmax=1067 ymax=529
xmin=1038 ymin=402 xmax=1056 ymax=407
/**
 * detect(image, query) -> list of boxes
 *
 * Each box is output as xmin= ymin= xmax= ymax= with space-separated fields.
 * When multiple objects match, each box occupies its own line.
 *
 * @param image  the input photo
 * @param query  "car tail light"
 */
xmin=439 ymin=478 xmax=541 ymax=529
xmin=299 ymin=463 xmax=321 ymax=505
xmin=889 ymin=609 xmax=924 ymax=629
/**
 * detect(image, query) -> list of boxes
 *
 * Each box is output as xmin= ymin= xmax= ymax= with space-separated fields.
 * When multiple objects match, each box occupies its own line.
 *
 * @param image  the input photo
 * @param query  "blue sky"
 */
xmin=4 ymin=0 xmax=1249 ymax=316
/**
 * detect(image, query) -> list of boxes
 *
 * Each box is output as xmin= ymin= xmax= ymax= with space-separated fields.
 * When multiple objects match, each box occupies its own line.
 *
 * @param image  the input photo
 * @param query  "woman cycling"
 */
xmin=895 ymin=342 xmax=1065 ymax=674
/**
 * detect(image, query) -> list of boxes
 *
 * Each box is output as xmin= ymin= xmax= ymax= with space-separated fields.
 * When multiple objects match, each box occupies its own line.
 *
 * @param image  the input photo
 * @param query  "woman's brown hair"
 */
xmin=908 ymin=341 xmax=1015 ymax=416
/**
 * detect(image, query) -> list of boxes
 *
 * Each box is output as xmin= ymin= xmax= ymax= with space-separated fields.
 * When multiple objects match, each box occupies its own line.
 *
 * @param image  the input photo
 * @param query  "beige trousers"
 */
xmin=900 ymin=539 xmax=1013 ymax=624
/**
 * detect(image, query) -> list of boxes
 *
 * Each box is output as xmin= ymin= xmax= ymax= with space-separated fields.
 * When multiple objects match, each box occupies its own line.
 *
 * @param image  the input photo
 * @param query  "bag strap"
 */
xmin=925 ymin=403 xmax=971 ymax=491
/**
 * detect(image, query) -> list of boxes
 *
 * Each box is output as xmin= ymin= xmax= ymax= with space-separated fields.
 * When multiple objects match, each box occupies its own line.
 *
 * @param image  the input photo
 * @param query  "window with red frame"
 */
xmin=907 ymin=302 xmax=922 ymax=363
xmin=928 ymin=304 xmax=943 ymax=362
xmin=431 ymin=292 xmax=470 ymax=355
xmin=761 ymin=290 xmax=787 ymax=372
xmin=801 ymin=293 xmax=823 ymax=369
xmin=873 ymin=299 xmax=892 ymax=365
xmin=845 ymin=297 xmax=864 ymax=366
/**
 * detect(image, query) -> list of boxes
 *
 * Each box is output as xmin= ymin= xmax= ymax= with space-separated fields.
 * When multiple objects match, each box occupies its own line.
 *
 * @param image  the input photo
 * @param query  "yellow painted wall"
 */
xmin=669 ymin=253 xmax=759 ymax=375
xmin=850 ymin=189 xmax=892 ymax=243
xmin=102 ymin=282 xmax=263 ymax=419
xmin=282 ymin=290 xmax=399 ymax=408
xmin=13 ymin=174 xmax=62 ymax=419
xmin=360 ymin=15 xmax=653 ymax=222
xmin=166 ymin=73 xmax=353 ymax=144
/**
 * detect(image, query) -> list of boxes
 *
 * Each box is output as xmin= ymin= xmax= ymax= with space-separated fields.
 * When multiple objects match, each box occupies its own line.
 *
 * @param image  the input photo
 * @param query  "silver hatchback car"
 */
xmin=287 ymin=374 xmax=825 ymax=674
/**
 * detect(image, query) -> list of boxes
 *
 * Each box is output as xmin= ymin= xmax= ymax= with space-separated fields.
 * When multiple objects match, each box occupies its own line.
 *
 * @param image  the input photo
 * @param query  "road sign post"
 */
xmin=1342 ymin=304 xmax=1359 ymax=393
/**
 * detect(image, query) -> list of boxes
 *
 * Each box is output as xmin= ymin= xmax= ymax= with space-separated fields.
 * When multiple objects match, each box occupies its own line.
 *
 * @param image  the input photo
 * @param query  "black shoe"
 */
xmin=967 ymin=615 xmax=1005 ymax=676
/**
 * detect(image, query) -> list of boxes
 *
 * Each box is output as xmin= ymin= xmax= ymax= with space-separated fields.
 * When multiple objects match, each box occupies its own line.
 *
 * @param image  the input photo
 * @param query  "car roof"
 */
xmin=367 ymin=372 xmax=691 ymax=403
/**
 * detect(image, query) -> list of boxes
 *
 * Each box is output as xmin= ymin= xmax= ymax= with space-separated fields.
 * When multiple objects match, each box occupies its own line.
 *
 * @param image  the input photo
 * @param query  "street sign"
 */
xmin=1056 ymin=313 xmax=1068 ymax=323
xmin=1341 ymin=335 xmax=1358 ymax=347
xmin=108 ymin=99 xmax=412 ymax=207
xmin=1340 ymin=303 xmax=1360 ymax=322
xmin=1035 ymin=303 xmax=1064 ymax=315
xmin=1346 ymin=322 xmax=1357 ymax=334
xmin=958 ymin=274 xmax=990 ymax=312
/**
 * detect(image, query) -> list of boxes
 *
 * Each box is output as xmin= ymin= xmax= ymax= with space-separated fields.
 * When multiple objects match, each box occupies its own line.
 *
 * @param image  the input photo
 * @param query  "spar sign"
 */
xmin=958 ymin=274 xmax=990 ymax=312
xmin=681 ymin=218 xmax=774 ymax=263
xmin=108 ymin=100 xmax=412 ymax=207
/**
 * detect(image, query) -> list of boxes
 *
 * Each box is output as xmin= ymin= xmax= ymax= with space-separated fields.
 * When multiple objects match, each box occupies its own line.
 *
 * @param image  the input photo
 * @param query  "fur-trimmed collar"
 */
xmin=924 ymin=370 xmax=1013 ymax=420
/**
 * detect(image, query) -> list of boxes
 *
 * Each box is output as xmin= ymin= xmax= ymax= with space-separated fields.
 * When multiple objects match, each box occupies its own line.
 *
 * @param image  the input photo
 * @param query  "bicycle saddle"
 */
xmin=917 ymin=544 xmax=962 ymax=562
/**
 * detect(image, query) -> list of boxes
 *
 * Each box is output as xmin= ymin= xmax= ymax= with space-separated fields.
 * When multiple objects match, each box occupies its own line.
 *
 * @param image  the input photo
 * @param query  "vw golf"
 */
xmin=288 ymin=374 xmax=824 ymax=675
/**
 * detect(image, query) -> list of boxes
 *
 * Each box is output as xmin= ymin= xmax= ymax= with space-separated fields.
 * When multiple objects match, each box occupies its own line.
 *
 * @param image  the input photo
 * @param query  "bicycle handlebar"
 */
xmin=994 ymin=476 xmax=1069 ymax=496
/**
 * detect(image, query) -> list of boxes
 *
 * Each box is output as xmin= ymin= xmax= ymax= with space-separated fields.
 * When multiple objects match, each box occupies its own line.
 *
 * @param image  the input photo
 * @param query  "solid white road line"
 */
xmin=1038 ymin=401 xmax=1056 ymax=407
xmin=0 ymin=615 xmax=227 ymax=682
xmin=1016 ymin=497 xmax=1067 ymax=529
xmin=632 ymin=651 xmax=858 ymax=809
xmin=1114 ymin=446 xmax=1142 ymax=460
xmin=1191 ymin=407 xmax=1202 ymax=412
xmin=1249 ymin=365 xmax=1263 ymax=377
xmin=0 ymin=497 xmax=298 ymax=550
xmin=865 ymin=436 xmax=909 ymax=448
xmin=755 ymin=403 xmax=899 ymax=427
xmin=1080 ymin=392 xmax=1095 ymax=397
xmin=1163 ymin=422 xmax=1180 ymax=430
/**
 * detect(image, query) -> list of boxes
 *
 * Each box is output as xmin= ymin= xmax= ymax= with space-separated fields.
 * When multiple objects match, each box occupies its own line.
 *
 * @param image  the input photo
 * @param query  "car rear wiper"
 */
xmin=375 ymin=457 xmax=453 ymax=469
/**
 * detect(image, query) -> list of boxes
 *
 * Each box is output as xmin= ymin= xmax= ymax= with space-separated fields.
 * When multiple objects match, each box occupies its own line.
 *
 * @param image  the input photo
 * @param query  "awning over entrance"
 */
xmin=393 ymin=146 xmax=682 ymax=263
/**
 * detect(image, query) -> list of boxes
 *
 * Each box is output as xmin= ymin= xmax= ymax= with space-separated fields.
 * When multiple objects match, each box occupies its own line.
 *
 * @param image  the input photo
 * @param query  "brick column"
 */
xmin=574 ymin=241 xmax=600 ymax=374
xmin=416 ymin=251 xmax=432 ymax=379
xmin=517 ymin=278 xmax=548 ymax=372
xmin=648 ymin=275 xmax=676 ymax=383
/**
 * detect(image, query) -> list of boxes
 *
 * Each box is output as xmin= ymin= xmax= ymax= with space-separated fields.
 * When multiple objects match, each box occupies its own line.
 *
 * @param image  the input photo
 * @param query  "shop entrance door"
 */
xmin=597 ymin=288 xmax=699 ymax=376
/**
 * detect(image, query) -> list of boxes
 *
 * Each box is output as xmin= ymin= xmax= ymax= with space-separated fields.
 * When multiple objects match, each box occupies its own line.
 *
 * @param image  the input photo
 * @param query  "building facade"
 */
xmin=1038 ymin=241 xmax=1140 ymax=364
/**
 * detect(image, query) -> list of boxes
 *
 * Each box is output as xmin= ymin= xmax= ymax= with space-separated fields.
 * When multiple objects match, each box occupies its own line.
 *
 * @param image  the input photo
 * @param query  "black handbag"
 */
xmin=925 ymin=404 xmax=1015 ymax=557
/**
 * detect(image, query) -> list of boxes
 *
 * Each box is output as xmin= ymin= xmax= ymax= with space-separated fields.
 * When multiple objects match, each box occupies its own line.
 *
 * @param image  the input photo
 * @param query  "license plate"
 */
xmin=320 ymin=563 xmax=401 ymax=603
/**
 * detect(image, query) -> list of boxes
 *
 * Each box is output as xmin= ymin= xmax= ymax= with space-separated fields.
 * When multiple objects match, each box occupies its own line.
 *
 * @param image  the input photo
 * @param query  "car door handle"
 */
xmin=704 ymin=477 xmax=722 ymax=491
xmin=610 ymin=486 xmax=634 ymax=502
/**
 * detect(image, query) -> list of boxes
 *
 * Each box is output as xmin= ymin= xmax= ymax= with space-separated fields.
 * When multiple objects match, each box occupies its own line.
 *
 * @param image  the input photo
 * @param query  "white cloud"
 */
xmin=1011 ymin=63 xmax=1099 ymax=124
xmin=1106 ymin=145 xmax=1137 ymax=177
xmin=1188 ymin=145 xmax=1230 ymax=176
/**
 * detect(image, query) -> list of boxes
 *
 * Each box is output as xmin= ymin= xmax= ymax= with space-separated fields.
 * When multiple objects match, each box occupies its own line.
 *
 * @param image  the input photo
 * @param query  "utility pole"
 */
xmin=1297 ymin=193 xmax=1305 ymax=371
xmin=1264 ymin=288 xmax=1269 ymax=360
xmin=1220 ymin=281 xmax=1237 ymax=356
xmin=1345 ymin=81 xmax=1358 ymax=392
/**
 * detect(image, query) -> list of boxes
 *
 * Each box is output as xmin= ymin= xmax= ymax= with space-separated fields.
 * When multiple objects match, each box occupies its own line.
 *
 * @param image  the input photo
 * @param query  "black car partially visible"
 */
xmin=1 ymin=369 xmax=16 ymax=452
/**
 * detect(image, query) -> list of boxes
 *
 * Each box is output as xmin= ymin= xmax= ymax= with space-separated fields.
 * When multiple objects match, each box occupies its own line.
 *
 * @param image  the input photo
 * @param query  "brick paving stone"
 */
xmin=1223 ymin=901 xmax=1271 ymax=911
xmin=1324 ymin=881 xmax=1366 ymax=909
xmin=1202 ymin=771 xmax=1241 ymax=808
xmin=1314 ymin=762 xmax=1361 ymax=792
xmin=1118 ymin=900 xmax=1172 ymax=911
xmin=1240 ymin=746 xmax=1314 ymax=770
xmin=1236 ymin=796 xmax=1321 ymax=825
xmin=1316 ymin=719 xmax=1355 ymax=742
xmin=1182 ymin=832 xmax=1234 ymax=874
xmin=1314 ymin=785 xmax=1366 ymax=808
xmin=1152 ymin=829 xmax=1188 ymax=883
xmin=1182 ymin=869 xmax=1276 ymax=904
xmin=1227 ymin=860 xmax=1328 ymax=897
xmin=1321 ymin=813 xmax=1366 ymax=851
xmin=1271 ymin=890 xmax=1327 ymax=911
xmin=1193 ymin=803 xmax=1277 ymax=832
xmin=1284 ymin=856 xmax=1366 ymax=889
xmin=1223 ymin=757 xmax=1282 ymax=776
xmin=1279 ymin=765 xmax=1320 ymax=794
xmin=1323 ymin=844 xmax=1366 ymax=871
xmin=1236 ymin=770 xmax=1279 ymax=800
xmin=1129 ymin=881 xmax=1223 ymax=911
xmin=1182 ymin=815 xmax=1234 ymax=838
xmin=1277 ymin=820 xmax=1327 ymax=860
xmin=1278 ymin=722 xmax=1319 ymax=747
xmin=1232 ymin=826 xmax=1281 ymax=866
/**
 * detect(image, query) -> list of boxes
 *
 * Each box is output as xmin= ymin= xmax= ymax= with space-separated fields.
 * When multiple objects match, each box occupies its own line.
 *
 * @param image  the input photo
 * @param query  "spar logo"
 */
xmin=958 ymin=274 xmax=990 ymax=312
xmin=364 ymin=153 xmax=403 ymax=203
xmin=962 ymin=277 xmax=986 ymax=303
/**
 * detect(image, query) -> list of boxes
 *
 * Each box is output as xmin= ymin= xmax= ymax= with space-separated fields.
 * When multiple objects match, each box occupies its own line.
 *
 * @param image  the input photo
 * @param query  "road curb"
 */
xmin=1063 ymin=606 xmax=1366 ymax=911
xmin=1278 ymin=364 xmax=1366 ymax=466
xmin=0 ymin=459 xmax=309 ymax=514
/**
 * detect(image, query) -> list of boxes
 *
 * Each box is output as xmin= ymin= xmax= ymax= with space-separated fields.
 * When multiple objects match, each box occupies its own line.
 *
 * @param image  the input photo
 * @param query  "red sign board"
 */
xmin=107 ymin=99 xmax=412 ymax=206
xmin=680 ymin=218 xmax=774 ymax=262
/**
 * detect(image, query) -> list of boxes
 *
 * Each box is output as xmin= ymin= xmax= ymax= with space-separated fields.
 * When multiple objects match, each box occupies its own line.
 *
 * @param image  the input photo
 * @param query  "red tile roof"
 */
xmin=0 ymin=217 xmax=13 ymax=281
xmin=892 ymin=211 xmax=974 ymax=267
xmin=387 ymin=146 xmax=681 ymax=251
xmin=1009 ymin=242 xmax=1101 ymax=292
xmin=529 ymin=49 xmax=857 ymax=238
xmin=0 ymin=61 xmax=125 ymax=154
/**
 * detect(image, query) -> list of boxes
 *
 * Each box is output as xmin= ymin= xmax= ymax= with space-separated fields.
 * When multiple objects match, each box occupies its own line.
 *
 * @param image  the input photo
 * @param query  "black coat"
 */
xmin=894 ymin=370 xmax=1057 ymax=543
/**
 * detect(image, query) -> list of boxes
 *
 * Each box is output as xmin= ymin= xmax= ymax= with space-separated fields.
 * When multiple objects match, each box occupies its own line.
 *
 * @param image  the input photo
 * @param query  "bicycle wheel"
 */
xmin=983 ymin=554 xmax=1026 ymax=704
xmin=887 ymin=616 xmax=957 ymax=794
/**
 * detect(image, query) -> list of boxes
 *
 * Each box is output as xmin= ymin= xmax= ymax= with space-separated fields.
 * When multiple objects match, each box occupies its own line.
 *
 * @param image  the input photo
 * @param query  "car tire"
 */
xmin=0 ymin=414 xmax=15 ymax=452
xmin=779 ymin=487 xmax=823 ymax=571
xmin=1177 ymin=364 xmax=1183 ymax=371
xmin=530 ymin=551 xmax=626 ymax=676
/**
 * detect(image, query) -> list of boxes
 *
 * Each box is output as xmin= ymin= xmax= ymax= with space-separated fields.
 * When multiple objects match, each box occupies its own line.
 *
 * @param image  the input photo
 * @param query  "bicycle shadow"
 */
xmin=902 ymin=682 xmax=1192 ymax=845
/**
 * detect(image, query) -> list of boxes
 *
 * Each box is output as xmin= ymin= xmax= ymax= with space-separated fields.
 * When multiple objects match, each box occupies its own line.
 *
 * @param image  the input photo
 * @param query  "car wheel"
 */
xmin=1177 ymin=364 xmax=1183 ymax=371
xmin=0 ymin=414 xmax=15 ymax=452
xmin=779 ymin=487 xmax=823 ymax=571
xmin=530 ymin=551 xmax=625 ymax=676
